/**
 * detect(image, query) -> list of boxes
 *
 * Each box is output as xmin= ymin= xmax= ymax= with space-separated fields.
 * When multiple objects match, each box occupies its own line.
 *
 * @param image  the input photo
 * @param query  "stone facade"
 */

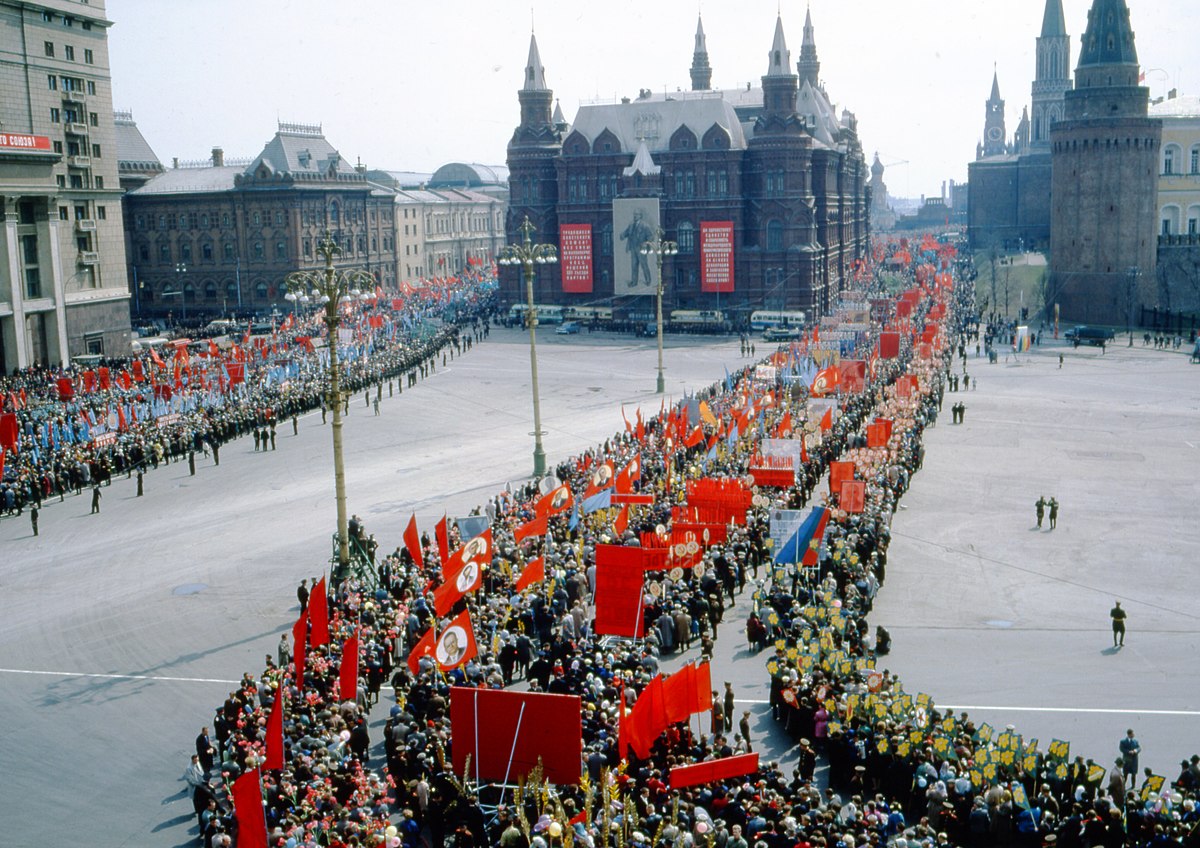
xmin=1050 ymin=0 xmax=1161 ymax=325
xmin=501 ymin=13 xmax=869 ymax=323
xmin=0 ymin=0 xmax=131 ymax=369
xmin=122 ymin=124 xmax=398 ymax=321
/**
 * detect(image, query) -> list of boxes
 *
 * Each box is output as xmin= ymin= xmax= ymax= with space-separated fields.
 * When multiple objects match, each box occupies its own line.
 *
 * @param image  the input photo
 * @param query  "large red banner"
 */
xmin=879 ymin=332 xmax=900 ymax=359
xmin=670 ymin=753 xmax=760 ymax=789
xmin=840 ymin=479 xmax=866 ymax=513
xmin=700 ymin=222 xmax=735 ymax=293
xmin=450 ymin=688 xmax=582 ymax=785
xmin=559 ymin=224 xmax=593 ymax=293
xmin=594 ymin=545 xmax=647 ymax=637
xmin=0 ymin=133 xmax=51 ymax=151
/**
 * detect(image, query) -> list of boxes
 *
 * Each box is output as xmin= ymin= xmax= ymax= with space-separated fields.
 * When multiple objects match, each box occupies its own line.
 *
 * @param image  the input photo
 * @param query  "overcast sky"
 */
xmin=105 ymin=0 xmax=1195 ymax=200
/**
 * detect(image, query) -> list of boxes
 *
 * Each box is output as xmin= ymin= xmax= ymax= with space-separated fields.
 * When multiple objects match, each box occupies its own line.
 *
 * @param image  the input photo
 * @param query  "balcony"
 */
xmin=1158 ymin=233 xmax=1200 ymax=247
xmin=62 ymin=89 xmax=86 ymax=105
xmin=75 ymin=219 xmax=97 ymax=232
xmin=68 ymin=155 xmax=91 ymax=169
xmin=78 ymin=251 xmax=100 ymax=265
xmin=65 ymin=122 xmax=88 ymax=136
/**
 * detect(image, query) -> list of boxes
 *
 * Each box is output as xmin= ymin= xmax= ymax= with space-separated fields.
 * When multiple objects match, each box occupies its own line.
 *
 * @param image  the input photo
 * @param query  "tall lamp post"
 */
xmin=1126 ymin=266 xmax=1141 ymax=346
xmin=640 ymin=229 xmax=678 ymax=394
xmin=284 ymin=232 xmax=375 ymax=571
xmin=497 ymin=216 xmax=557 ymax=478
xmin=175 ymin=262 xmax=188 ymax=323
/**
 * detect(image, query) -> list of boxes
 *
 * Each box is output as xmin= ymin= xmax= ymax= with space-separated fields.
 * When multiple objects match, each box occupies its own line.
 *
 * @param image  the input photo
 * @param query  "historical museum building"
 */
xmin=500 ymin=10 xmax=869 ymax=322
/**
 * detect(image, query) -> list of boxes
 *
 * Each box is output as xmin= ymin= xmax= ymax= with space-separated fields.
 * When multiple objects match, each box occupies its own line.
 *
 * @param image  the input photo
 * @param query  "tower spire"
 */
xmin=1041 ymin=0 xmax=1067 ymax=37
xmin=797 ymin=3 xmax=820 ymax=88
xmin=766 ymin=14 xmax=791 ymax=77
xmin=690 ymin=14 xmax=712 ymax=90
xmin=523 ymin=32 xmax=548 ymax=91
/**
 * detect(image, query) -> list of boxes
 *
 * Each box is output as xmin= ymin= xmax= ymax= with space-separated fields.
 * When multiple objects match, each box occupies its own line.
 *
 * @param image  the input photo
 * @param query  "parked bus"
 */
xmin=506 ymin=303 xmax=567 ymax=326
xmin=564 ymin=306 xmax=613 ymax=325
xmin=669 ymin=310 xmax=727 ymax=333
xmin=750 ymin=310 xmax=807 ymax=332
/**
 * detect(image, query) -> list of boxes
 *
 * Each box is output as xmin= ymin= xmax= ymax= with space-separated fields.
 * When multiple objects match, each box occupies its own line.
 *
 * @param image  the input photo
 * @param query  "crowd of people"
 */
xmin=182 ymin=248 xmax=1200 ymax=848
xmin=0 ymin=275 xmax=500 ymax=523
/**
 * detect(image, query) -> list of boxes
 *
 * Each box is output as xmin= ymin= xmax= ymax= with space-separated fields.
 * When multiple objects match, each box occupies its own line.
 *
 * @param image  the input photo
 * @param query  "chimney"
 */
xmin=172 ymin=157 xmax=179 ymax=169
xmin=212 ymin=147 xmax=224 ymax=167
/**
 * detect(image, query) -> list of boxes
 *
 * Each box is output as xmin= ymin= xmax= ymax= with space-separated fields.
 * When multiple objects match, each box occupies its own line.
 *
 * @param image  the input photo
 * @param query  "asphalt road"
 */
xmin=1 ymin=328 xmax=1195 ymax=846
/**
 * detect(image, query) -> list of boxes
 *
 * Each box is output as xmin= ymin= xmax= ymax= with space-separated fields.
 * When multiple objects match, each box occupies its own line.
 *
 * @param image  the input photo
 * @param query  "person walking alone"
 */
xmin=1047 ymin=497 xmax=1059 ymax=529
xmin=1110 ymin=601 xmax=1127 ymax=647
xmin=1035 ymin=496 xmax=1046 ymax=528
xmin=90 ymin=485 xmax=102 ymax=514
xmin=30 ymin=505 xmax=39 ymax=536
xmin=1119 ymin=729 xmax=1141 ymax=787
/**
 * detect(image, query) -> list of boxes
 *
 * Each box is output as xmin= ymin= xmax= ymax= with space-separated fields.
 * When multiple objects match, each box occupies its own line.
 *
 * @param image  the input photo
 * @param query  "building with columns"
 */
xmin=0 ymin=0 xmax=132 ymax=371
xmin=500 ymin=9 xmax=869 ymax=324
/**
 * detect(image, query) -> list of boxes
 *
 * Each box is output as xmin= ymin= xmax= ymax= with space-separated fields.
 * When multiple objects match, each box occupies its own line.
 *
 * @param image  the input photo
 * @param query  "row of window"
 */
xmin=48 ymin=106 xmax=99 ymax=124
xmin=57 ymin=205 xmax=107 ymax=220
xmin=1161 ymin=145 xmax=1200 ymax=176
xmin=55 ymin=173 xmax=103 ymax=189
xmin=48 ymin=141 xmax=101 ymax=158
xmin=47 ymin=75 xmax=96 ymax=95
xmin=41 ymin=10 xmax=93 ymax=30
xmin=137 ymin=234 xmax=396 ymax=265
xmin=44 ymin=41 xmax=94 ymax=64
xmin=559 ymin=170 xmax=734 ymax=204
xmin=1159 ymin=205 xmax=1200 ymax=236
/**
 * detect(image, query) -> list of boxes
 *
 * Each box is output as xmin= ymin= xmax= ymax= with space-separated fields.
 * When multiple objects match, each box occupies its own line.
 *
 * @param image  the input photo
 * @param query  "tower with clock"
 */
xmin=980 ymin=68 xmax=1008 ymax=158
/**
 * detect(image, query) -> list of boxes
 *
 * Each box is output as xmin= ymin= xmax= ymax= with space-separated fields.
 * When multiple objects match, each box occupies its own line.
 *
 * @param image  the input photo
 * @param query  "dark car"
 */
xmin=1064 ymin=326 xmax=1115 ymax=347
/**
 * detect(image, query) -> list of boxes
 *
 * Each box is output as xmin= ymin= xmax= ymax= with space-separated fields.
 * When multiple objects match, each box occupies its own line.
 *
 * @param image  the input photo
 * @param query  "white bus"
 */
xmin=506 ymin=303 xmax=567 ymax=326
xmin=750 ymin=310 xmax=807 ymax=332
xmin=564 ymin=306 xmax=613 ymax=324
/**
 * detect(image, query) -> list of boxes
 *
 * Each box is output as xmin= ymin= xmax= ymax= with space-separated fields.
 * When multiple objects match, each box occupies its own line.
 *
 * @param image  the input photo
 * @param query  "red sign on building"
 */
xmin=559 ymin=224 xmax=593 ymax=293
xmin=700 ymin=221 xmax=735 ymax=293
xmin=0 ymin=133 xmax=51 ymax=151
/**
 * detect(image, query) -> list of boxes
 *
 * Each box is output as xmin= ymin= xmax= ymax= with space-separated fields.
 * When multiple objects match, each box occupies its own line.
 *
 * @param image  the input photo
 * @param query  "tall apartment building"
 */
xmin=0 ymin=0 xmax=131 ymax=371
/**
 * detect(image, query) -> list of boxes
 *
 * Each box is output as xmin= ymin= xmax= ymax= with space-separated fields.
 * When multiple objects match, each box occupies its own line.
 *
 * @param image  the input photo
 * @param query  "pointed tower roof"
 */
xmin=802 ymin=6 xmax=816 ymax=50
xmin=523 ymin=33 xmax=548 ymax=91
xmin=766 ymin=15 xmax=791 ymax=77
xmin=552 ymin=100 xmax=566 ymax=126
xmin=1041 ymin=0 xmax=1067 ymax=37
xmin=690 ymin=14 xmax=713 ymax=90
xmin=797 ymin=4 xmax=820 ymax=87
xmin=623 ymin=141 xmax=661 ymax=177
xmin=990 ymin=69 xmax=1002 ymax=102
xmin=1077 ymin=0 xmax=1138 ymax=68
xmin=871 ymin=152 xmax=885 ymax=177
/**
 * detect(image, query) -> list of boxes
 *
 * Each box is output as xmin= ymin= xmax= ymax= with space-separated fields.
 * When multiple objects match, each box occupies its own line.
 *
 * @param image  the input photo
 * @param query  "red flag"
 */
xmin=693 ymin=661 xmax=713 ymax=714
xmin=662 ymin=663 xmax=696 ymax=724
xmin=264 ymin=687 xmax=284 ymax=771
xmin=536 ymin=484 xmax=573 ymax=518
xmin=435 ymin=610 xmax=477 ymax=671
xmin=622 ymin=405 xmax=632 ymax=434
xmin=231 ymin=769 xmax=268 ymax=848
xmin=404 ymin=514 xmax=424 ymax=569
xmin=684 ymin=425 xmax=705 ymax=448
xmin=208 ymin=339 xmax=220 ymax=357
xmin=628 ymin=674 xmax=668 ymax=759
xmin=810 ymin=366 xmax=841 ymax=398
xmin=819 ymin=408 xmax=833 ymax=432
xmin=513 ymin=515 xmax=548 ymax=544
xmin=614 ymin=503 xmax=630 ymax=536
xmin=150 ymin=347 xmax=166 ymax=369
xmin=584 ymin=460 xmax=615 ymax=497
xmin=407 ymin=627 xmax=437 ymax=675
xmin=432 ymin=554 xmax=485 ymax=616
xmin=803 ymin=509 xmax=830 ymax=566
xmin=292 ymin=611 xmax=307 ymax=688
xmin=435 ymin=514 xmax=450 ymax=564
xmin=801 ymin=436 xmax=810 ymax=464
xmin=444 ymin=528 xmax=493 ymax=582
xmin=636 ymin=408 xmax=645 ymax=443
xmin=773 ymin=410 xmax=792 ymax=438
xmin=515 ymin=556 xmax=545 ymax=592
xmin=308 ymin=577 xmax=329 ymax=647
xmin=340 ymin=631 xmax=359 ymax=703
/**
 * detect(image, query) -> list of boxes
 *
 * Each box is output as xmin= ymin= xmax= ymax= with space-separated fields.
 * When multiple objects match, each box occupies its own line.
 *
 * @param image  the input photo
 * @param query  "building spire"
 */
xmin=523 ymin=32 xmax=548 ymax=91
xmin=990 ymin=66 xmax=1002 ymax=101
xmin=1076 ymin=0 xmax=1139 ymax=69
xmin=1041 ymin=0 xmax=1067 ymax=37
xmin=766 ymin=14 xmax=791 ymax=77
xmin=797 ymin=3 xmax=820 ymax=88
xmin=690 ymin=14 xmax=712 ymax=90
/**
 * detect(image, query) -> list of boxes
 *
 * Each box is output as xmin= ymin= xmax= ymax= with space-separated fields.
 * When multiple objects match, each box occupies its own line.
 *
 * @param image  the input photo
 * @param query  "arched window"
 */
xmin=203 ymin=281 xmax=217 ymax=300
xmin=225 ymin=281 xmax=239 ymax=300
xmin=329 ymin=202 xmax=340 ymax=225
xmin=254 ymin=280 xmax=269 ymax=300
xmin=183 ymin=283 xmax=196 ymax=303
xmin=1163 ymin=144 xmax=1181 ymax=175
xmin=677 ymin=222 xmax=695 ymax=255
xmin=1190 ymin=146 xmax=1200 ymax=175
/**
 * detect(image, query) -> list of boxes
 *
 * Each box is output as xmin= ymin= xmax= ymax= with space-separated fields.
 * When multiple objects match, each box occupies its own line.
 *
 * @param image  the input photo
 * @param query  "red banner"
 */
xmin=840 ymin=479 xmax=866 ymax=513
xmin=594 ymin=545 xmax=647 ymax=637
xmin=829 ymin=461 xmax=855 ymax=492
xmin=0 ymin=133 xmax=51 ymax=151
xmin=560 ymin=224 xmax=593 ymax=293
xmin=700 ymin=222 xmax=735 ymax=293
xmin=670 ymin=753 xmax=760 ymax=789
xmin=879 ymin=331 xmax=900 ymax=359
xmin=450 ymin=688 xmax=582 ymax=785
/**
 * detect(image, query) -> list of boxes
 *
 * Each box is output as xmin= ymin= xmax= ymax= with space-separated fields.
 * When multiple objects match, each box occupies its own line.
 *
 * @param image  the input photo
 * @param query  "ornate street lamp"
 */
xmin=174 ymin=262 xmax=189 ymax=323
xmin=497 ymin=216 xmax=558 ymax=478
xmin=640 ymin=229 xmax=678 ymax=394
xmin=284 ymin=232 xmax=374 ymax=572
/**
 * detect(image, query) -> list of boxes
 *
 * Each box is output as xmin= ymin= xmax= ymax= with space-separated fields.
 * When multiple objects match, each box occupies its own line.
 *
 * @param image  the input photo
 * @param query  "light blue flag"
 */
xmin=773 ymin=507 xmax=829 ymax=565
xmin=581 ymin=490 xmax=612 ymax=514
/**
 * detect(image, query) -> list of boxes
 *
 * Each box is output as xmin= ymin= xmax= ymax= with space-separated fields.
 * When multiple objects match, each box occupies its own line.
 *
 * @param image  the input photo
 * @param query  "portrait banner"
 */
xmin=700 ymin=221 xmax=735 ymax=293
xmin=559 ymin=224 xmax=594 ymax=293
xmin=670 ymin=753 xmax=760 ymax=790
xmin=613 ymin=198 xmax=661 ymax=297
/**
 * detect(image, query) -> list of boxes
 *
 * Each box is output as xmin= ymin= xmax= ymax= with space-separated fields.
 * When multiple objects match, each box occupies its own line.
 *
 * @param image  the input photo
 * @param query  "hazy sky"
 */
xmin=105 ymin=0 xmax=1195 ymax=200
